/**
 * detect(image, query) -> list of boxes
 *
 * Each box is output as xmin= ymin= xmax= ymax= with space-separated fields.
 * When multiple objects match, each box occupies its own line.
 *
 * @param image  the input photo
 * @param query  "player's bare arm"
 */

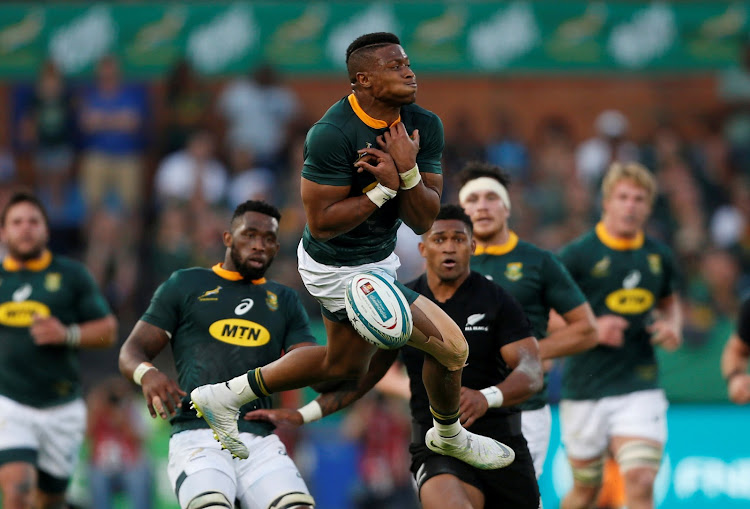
xmin=31 ymin=314 xmax=117 ymax=348
xmin=541 ymin=303 xmax=597 ymax=359
xmin=301 ymin=178 xmax=388 ymax=241
xmin=119 ymin=320 xmax=186 ymax=419
xmin=459 ymin=336 xmax=543 ymax=428
xmin=649 ymin=293 xmax=682 ymax=351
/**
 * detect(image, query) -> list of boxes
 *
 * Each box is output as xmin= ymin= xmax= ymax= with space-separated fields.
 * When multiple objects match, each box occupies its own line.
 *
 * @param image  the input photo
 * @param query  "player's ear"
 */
xmin=418 ymin=241 xmax=426 ymax=258
xmin=470 ymin=238 xmax=476 ymax=254
xmin=356 ymin=71 xmax=371 ymax=88
xmin=222 ymin=230 xmax=232 ymax=248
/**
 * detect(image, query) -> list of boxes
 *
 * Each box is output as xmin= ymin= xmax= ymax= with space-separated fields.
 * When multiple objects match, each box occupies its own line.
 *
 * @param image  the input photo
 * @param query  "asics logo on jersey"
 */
xmin=623 ymin=270 xmax=641 ymax=289
xmin=198 ymin=286 xmax=222 ymax=301
xmin=465 ymin=313 xmax=488 ymax=331
xmin=12 ymin=284 xmax=32 ymax=302
xmin=234 ymin=298 xmax=253 ymax=315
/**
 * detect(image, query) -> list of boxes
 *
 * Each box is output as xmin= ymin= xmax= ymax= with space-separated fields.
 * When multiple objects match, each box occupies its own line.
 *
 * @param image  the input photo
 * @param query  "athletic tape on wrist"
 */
xmin=298 ymin=400 xmax=323 ymax=423
xmin=480 ymin=386 xmax=504 ymax=408
xmin=366 ymin=183 xmax=398 ymax=208
xmin=133 ymin=362 xmax=157 ymax=386
xmin=399 ymin=164 xmax=421 ymax=190
xmin=64 ymin=324 xmax=81 ymax=347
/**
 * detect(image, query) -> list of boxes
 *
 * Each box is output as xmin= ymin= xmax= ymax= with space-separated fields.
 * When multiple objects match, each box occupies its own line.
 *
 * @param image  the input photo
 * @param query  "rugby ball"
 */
xmin=345 ymin=272 xmax=413 ymax=350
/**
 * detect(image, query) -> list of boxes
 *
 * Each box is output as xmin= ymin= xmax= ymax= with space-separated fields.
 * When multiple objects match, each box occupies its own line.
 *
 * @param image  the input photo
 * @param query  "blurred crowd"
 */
xmin=2 ymin=54 xmax=749 ymax=389
xmin=2 ymin=51 xmax=749 ymax=508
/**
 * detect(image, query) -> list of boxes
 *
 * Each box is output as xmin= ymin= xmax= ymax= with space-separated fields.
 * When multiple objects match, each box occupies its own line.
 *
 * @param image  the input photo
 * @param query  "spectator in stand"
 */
xmin=485 ymin=111 xmax=530 ymax=182
xmin=154 ymin=130 xmax=228 ymax=210
xmin=225 ymin=146 xmax=276 ymax=210
xmin=217 ymin=63 xmax=300 ymax=168
xmin=19 ymin=61 xmax=76 ymax=186
xmin=343 ymin=392 xmax=419 ymax=509
xmin=162 ymin=59 xmax=212 ymax=155
xmin=576 ymin=110 xmax=639 ymax=189
xmin=87 ymin=377 xmax=153 ymax=509
xmin=78 ymin=55 xmax=148 ymax=215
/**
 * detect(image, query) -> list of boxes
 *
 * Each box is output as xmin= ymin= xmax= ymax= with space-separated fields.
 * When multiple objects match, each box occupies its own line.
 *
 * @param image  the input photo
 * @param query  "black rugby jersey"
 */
xmin=403 ymin=271 xmax=533 ymax=441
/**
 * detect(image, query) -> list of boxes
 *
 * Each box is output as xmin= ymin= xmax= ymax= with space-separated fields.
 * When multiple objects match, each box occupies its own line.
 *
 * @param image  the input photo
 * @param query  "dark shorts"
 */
xmin=410 ymin=434 xmax=540 ymax=509
xmin=322 ymin=279 xmax=420 ymax=323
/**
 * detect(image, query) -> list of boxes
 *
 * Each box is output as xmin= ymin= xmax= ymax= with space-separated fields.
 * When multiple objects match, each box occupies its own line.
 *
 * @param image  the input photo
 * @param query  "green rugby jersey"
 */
xmin=559 ymin=223 xmax=678 ymax=400
xmin=471 ymin=232 xmax=586 ymax=410
xmin=301 ymin=94 xmax=444 ymax=266
xmin=141 ymin=264 xmax=316 ymax=436
xmin=0 ymin=251 xmax=111 ymax=407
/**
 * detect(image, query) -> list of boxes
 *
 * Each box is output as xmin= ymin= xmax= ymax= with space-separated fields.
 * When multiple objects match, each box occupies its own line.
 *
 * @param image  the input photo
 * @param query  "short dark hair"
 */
xmin=0 ymin=191 xmax=49 ymax=228
xmin=230 ymin=200 xmax=281 ymax=227
xmin=434 ymin=204 xmax=473 ymax=234
xmin=346 ymin=32 xmax=401 ymax=82
xmin=457 ymin=161 xmax=511 ymax=189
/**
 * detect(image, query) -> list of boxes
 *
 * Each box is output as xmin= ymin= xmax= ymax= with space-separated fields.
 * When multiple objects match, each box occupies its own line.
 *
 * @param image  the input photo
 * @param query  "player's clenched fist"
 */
xmin=459 ymin=386 xmax=489 ymax=428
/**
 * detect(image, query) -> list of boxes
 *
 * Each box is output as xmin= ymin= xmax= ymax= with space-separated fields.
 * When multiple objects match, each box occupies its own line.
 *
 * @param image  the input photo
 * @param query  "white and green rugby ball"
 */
xmin=345 ymin=272 xmax=413 ymax=350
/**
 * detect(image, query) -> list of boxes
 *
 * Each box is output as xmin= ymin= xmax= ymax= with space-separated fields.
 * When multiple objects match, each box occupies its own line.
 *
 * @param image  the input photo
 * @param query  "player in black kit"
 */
xmin=246 ymin=205 xmax=543 ymax=509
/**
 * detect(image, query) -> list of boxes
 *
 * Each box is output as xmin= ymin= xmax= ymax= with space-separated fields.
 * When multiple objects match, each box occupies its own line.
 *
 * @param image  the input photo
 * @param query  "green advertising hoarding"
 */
xmin=0 ymin=2 xmax=746 ymax=78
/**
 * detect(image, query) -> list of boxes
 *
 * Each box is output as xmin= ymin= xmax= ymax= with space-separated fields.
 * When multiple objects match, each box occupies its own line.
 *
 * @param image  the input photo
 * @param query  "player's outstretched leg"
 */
xmin=190 ymin=379 xmax=252 ymax=459
xmin=425 ymin=426 xmax=515 ymax=469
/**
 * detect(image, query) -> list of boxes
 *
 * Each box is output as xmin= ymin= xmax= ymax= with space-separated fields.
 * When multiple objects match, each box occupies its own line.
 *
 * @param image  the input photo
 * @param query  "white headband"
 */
xmin=458 ymin=177 xmax=511 ymax=212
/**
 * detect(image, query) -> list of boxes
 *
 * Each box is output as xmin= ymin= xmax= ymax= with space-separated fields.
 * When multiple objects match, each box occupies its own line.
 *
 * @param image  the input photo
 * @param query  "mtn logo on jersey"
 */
xmin=0 ymin=301 xmax=51 ymax=327
xmin=208 ymin=319 xmax=270 ymax=346
xmin=198 ymin=286 xmax=222 ymax=301
xmin=465 ymin=313 xmax=488 ymax=331
xmin=504 ymin=262 xmax=523 ymax=281
xmin=605 ymin=271 xmax=653 ymax=314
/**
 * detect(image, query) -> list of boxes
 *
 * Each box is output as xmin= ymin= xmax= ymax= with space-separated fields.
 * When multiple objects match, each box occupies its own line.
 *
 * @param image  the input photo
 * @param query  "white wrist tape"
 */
xmin=399 ymin=164 xmax=421 ymax=190
xmin=480 ymin=386 xmax=504 ymax=408
xmin=366 ymin=183 xmax=398 ymax=208
xmin=298 ymin=400 xmax=323 ymax=423
xmin=64 ymin=324 xmax=81 ymax=347
xmin=133 ymin=362 xmax=157 ymax=386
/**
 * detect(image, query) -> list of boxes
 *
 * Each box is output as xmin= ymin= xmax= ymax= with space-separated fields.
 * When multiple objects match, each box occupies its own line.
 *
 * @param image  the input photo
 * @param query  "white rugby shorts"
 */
xmin=560 ymin=389 xmax=668 ymax=460
xmin=168 ymin=429 xmax=310 ymax=509
xmin=521 ymin=404 xmax=552 ymax=478
xmin=0 ymin=394 xmax=86 ymax=480
xmin=297 ymin=239 xmax=401 ymax=315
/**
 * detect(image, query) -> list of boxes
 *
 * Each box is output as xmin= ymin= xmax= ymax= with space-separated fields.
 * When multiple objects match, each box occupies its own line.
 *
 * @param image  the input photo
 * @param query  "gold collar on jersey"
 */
xmin=595 ymin=222 xmax=644 ymax=251
xmin=348 ymin=94 xmax=401 ymax=129
xmin=211 ymin=263 xmax=266 ymax=284
xmin=2 ymin=250 xmax=52 ymax=272
xmin=474 ymin=232 xmax=519 ymax=256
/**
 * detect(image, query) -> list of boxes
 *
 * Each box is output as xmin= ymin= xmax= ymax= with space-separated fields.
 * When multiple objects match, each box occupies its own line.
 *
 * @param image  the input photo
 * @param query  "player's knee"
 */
xmin=267 ymin=491 xmax=315 ymax=509
xmin=442 ymin=333 xmax=468 ymax=372
xmin=186 ymin=491 xmax=232 ymax=509
xmin=615 ymin=440 xmax=662 ymax=474
xmin=569 ymin=457 xmax=604 ymax=490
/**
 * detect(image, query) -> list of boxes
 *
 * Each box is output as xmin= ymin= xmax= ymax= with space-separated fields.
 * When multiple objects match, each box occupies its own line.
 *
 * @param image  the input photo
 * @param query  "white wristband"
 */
xmin=133 ymin=362 xmax=157 ymax=386
xmin=365 ymin=183 xmax=398 ymax=208
xmin=399 ymin=164 xmax=421 ymax=190
xmin=298 ymin=400 xmax=323 ymax=423
xmin=64 ymin=324 xmax=81 ymax=347
xmin=480 ymin=386 xmax=504 ymax=408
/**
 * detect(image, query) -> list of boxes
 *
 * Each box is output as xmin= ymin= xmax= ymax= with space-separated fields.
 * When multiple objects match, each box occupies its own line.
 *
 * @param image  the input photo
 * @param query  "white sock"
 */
xmin=433 ymin=419 xmax=464 ymax=441
xmin=226 ymin=373 xmax=259 ymax=404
